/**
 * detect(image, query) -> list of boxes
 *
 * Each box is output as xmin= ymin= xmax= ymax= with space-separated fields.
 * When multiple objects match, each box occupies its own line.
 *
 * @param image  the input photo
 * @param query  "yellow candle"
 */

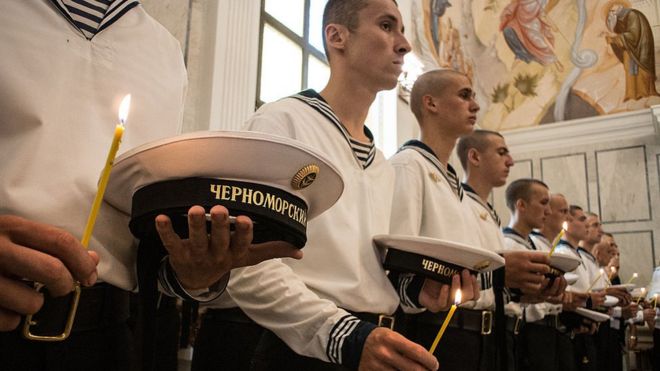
xmin=587 ymin=268 xmax=605 ymax=293
xmin=608 ymin=266 xmax=616 ymax=280
xmin=654 ymin=294 xmax=658 ymax=310
xmin=429 ymin=289 xmax=461 ymax=354
xmin=548 ymin=222 xmax=567 ymax=256
xmin=626 ymin=273 xmax=638 ymax=284
xmin=80 ymin=94 xmax=131 ymax=247
xmin=636 ymin=288 xmax=646 ymax=305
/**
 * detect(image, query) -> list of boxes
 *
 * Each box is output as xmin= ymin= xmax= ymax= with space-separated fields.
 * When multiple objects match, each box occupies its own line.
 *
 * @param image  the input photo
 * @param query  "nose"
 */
xmin=505 ymin=155 xmax=514 ymax=167
xmin=470 ymin=100 xmax=480 ymax=113
xmin=396 ymin=32 xmax=411 ymax=55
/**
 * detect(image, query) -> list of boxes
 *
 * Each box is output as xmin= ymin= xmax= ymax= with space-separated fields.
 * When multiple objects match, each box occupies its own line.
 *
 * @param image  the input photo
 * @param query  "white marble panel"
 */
xmin=492 ymin=159 xmax=533 ymax=227
xmin=141 ymin=0 xmax=190 ymax=52
xmin=612 ymin=231 xmax=655 ymax=287
xmin=540 ymin=154 xmax=589 ymax=209
xmin=596 ymin=146 xmax=651 ymax=223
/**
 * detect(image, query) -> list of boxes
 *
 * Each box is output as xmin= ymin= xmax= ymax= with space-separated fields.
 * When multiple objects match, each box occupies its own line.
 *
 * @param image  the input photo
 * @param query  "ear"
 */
xmin=515 ymin=198 xmax=525 ymax=212
xmin=325 ymin=24 xmax=348 ymax=53
xmin=422 ymin=95 xmax=437 ymax=113
xmin=467 ymin=148 xmax=480 ymax=167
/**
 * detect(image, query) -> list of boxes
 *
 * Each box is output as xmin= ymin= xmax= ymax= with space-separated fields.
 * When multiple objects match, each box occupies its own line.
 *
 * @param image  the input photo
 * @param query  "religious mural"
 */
xmin=409 ymin=0 xmax=660 ymax=131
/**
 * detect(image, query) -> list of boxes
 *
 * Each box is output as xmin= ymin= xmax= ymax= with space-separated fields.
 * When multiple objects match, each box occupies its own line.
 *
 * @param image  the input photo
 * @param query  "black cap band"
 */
xmin=384 ymin=249 xmax=477 ymax=284
xmin=129 ymin=177 xmax=308 ymax=248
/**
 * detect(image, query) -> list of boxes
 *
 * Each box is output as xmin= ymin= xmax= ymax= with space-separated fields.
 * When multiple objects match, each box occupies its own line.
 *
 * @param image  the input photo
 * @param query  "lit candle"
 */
xmin=587 ymin=268 xmax=605 ymax=292
xmin=80 ymin=94 xmax=131 ymax=247
xmin=626 ymin=273 xmax=638 ymax=285
xmin=608 ymin=266 xmax=616 ymax=280
xmin=654 ymin=294 xmax=658 ymax=310
xmin=548 ymin=221 xmax=567 ymax=256
xmin=428 ymin=289 xmax=461 ymax=354
xmin=636 ymin=288 xmax=646 ymax=305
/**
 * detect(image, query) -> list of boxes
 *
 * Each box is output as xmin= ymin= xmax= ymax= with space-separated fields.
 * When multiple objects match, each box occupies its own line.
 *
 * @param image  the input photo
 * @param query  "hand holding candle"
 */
xmin=23 ymin=94 xmax=131 ymax=342
xmin=636 ymin=288 xmax=646 ymax=305
xmin=587 ymin=268 xmax=605 ymax=292
xmin=81 ymin=94 xmax=131 ymax=247
xmin=608 ymin=266 xmax=617 ymax=280
xmin=429 ymin=289 xmax=461 ymax=354
xmin=548 ymin=221 xmax=567 ymax=257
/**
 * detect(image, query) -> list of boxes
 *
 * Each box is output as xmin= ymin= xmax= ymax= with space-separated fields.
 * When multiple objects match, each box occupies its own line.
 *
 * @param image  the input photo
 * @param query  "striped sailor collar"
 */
xmin=48 ymin=0 xmax=140 ymax=40
xmin=577 ymin=247 xmax=596 ymax=262
xmin=502 ymin=227 xmax=537 ymax=251
xmin=462 ymin=182 xmax=500 ymax=226
xmin=530 ymin=230 xmax=550 ymax=247
xmin=558 ymin=239 xmax=584 ymax=263
xmin=292 ymin=89 xmax=376 ymax=169
xmin=398 ymin=140 xmax=463 ymax=201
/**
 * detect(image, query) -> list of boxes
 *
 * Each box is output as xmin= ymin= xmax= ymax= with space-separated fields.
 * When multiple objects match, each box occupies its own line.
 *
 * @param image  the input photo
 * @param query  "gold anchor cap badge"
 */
xmin=292 ymin=164 xmax=320 ymax=190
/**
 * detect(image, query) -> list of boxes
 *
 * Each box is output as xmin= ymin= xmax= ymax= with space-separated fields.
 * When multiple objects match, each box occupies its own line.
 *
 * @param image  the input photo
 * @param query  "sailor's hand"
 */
xmin=502 ymin=251 xmax=551 ymax=295
xmin=419 ymin=269 xmax=479 ymax=312
xmin=156 ymin=205 xmax=302 ymax=290
xmin=359 ymin=327 xmax=438 ymax=371
xmin=0 ymin=215 xmax=99 ymax=331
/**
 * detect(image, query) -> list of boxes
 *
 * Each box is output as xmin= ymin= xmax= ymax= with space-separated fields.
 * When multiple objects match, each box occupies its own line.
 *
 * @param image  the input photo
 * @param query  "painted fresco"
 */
xmin=409 ymin=0 xmax=660 ymax=131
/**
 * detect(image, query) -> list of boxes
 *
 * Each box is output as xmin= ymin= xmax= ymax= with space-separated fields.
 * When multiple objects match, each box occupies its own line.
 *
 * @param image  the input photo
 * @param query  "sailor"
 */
xmin=388 ymin=69 xmax=482 ymax=370
xmin=222 ymin=1 xmax=441 ymax=370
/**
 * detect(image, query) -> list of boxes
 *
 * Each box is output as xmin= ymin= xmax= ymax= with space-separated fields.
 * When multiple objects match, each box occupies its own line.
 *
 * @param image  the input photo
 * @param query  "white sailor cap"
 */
xmin=374 ymin=235 xmax=505 ymax=284
xmin=105 ymin=130 xmax=344 ymax=248
xmin=547 ymin=253 xmax=582 ymax=278
xmin=575 ymin=308 xmax=610 ymax=322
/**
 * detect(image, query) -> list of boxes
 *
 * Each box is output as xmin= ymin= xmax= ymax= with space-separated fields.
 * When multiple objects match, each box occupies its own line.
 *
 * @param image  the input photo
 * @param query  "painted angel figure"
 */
xmin=499 ymin=0 xmax=563 ymax=71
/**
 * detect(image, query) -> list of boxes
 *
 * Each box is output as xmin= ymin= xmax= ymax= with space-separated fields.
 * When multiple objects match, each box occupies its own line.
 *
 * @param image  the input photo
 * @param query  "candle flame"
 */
xmin=599 ymin=268 xmax=605 ymax=275
xmin=633 ymin=273 xmax=638 ymax=278
xmin=118 ymin=94 xmax=131 ymax=125
xmin=562 ymin=221 xmax=568 ymax=230
xmin=610 ymin=266 xmax=616 ymax=273
xmin=454 ymin=289 xmax=462 ymax=305
xmin=641 ymin=288 xmax=646 ymax=293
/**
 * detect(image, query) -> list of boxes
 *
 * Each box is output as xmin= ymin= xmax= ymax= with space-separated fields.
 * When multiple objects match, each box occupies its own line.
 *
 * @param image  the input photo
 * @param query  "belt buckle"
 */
xmin=378 ymin=314 xmax=395 ymax=330
xmin=514 ymin=316 xmax=522 ymax=335
xmin=22 ymin=282 xmax=81 ymax=342
xmin=481 ymin=311 xmax=493 ymax=335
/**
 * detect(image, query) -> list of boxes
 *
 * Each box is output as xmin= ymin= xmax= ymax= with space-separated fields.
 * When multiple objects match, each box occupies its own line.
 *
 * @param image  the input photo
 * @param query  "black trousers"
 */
xmin=0 ymin=323 xmax=133 ymax=371
xmin=518 ymin=322 xmax=574 ymax=371
xmin=405 ymin=310 xmax=496 ymax=371
xmin=595 ymin=324 xmax=624 ymax=371
xmin=0 ymin=283 xmax=134 ymax=371
xmin=250 ymin=330 xmax=350 ymax=371
xmin=654 ymin=328 xmax=660 ymax=371
xmin=573 ymin=334 xmax=598 ymax=371
xmin=192 ymin=308 xmax=265 ymax=371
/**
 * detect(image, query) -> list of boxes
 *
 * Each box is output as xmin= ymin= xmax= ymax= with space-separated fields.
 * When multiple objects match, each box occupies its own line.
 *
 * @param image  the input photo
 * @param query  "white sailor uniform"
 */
xmin=388 ymin=141 xmax=492 ymax=371
xmin=0 ymin=1 xmax=186 ymax=369
xmin=226 ymin=90 xmax=397 ymax=368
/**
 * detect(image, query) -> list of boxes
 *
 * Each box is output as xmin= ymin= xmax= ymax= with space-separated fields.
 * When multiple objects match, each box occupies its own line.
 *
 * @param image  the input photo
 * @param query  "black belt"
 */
xmin=505 ymin=316 xmax=523 ymax=335
xmin=528 ymin=314 xmax=560 ymax=330
xmin=204 ymin=307 xmax=255 ymax=325
xmin=348 ymin=307 xmax=404 ymax=332
xmin=410 ymin=308 xmax=494 ymax=335
xmin=27 ymin=283 xmax=130 ymax=336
